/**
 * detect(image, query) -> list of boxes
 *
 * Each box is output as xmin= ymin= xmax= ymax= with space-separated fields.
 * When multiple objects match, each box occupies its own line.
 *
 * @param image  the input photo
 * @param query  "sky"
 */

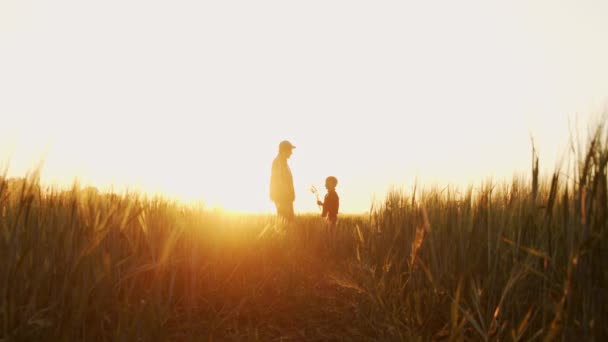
xmin=1 ymin=0 xmax=607 ymax=213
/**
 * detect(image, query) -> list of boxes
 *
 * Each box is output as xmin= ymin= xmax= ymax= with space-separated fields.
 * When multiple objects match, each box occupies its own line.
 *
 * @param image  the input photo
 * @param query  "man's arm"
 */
xmin=269 ymin=159 xmax=279 ymax=202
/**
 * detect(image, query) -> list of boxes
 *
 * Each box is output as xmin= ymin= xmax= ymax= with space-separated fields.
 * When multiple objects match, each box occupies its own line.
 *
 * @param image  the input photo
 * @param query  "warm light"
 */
xmin=1 ymin=0 xmax=607 ymax=213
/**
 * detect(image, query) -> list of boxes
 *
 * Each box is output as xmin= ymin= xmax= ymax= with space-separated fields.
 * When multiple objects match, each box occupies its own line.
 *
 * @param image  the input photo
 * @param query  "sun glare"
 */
xmin=1 ymin=0 xmax=607 ymax=213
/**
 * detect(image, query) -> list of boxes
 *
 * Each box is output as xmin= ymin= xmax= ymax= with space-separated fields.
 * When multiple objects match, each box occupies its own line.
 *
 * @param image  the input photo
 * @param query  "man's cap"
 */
xmin=279 ymin=140 xmax=296 ymax=151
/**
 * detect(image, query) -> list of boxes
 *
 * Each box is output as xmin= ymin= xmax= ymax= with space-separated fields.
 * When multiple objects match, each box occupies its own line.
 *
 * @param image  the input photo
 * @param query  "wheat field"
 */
xmin=1 ymin=128 xmax=607 ymax=341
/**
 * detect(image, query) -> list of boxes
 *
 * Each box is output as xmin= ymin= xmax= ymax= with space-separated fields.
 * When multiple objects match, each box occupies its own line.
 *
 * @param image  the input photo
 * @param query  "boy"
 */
xmin=317 ymin=176 xmax=339 ymax=227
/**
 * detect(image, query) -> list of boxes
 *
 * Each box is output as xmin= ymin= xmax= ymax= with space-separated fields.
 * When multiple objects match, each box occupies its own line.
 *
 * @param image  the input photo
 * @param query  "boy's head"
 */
xmin=325 ymin=176 xmax=338 ymax=190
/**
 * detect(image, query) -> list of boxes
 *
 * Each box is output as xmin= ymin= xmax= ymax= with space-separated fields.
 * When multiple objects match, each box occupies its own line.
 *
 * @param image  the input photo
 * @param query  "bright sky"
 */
xmin=1 ymin=0 xmax=607 ymax=213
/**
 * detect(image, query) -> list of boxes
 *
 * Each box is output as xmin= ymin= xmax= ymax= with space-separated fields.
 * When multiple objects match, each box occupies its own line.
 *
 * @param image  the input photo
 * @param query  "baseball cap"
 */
xmin=279 ymin=140 xmax=296 ymax=151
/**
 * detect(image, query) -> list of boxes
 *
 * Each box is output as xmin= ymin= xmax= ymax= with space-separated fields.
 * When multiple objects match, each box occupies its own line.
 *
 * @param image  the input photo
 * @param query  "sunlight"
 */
xmin=2 ymin=1 xmax=608 ymax=339
xmin=1 ymin=0 xmax=607 ymax=213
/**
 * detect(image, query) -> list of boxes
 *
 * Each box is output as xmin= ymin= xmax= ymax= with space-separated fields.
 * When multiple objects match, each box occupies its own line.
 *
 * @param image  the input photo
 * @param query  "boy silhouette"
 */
xmin=317 ymin=176 xmax=339 ymax=227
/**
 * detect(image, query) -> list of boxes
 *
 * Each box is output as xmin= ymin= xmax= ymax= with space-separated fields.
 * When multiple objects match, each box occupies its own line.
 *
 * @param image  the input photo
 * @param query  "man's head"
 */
xmin=278 ymin=140 xmax=295 ymax=158
xmin=325 ymin=176 xmax=338 ymax=190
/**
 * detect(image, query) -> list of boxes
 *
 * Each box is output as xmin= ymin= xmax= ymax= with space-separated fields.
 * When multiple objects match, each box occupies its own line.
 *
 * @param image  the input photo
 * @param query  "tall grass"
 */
xmin=1 ymin=127 xmax=607 ymax=340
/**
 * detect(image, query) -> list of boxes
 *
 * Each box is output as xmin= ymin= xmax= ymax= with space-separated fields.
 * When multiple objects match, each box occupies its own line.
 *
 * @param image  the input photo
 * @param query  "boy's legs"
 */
xmin=327 ymin=217 xmax=337 ymax=232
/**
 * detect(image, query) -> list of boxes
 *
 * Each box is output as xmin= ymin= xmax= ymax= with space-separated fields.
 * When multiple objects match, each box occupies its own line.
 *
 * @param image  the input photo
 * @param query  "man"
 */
xmin=270 ymin=140 xmax=296 ymax=221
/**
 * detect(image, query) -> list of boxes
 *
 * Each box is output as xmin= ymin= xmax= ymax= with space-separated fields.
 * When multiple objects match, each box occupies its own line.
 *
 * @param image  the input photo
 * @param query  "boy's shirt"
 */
xmin=322 ymin=190 xmax=339 ymax=221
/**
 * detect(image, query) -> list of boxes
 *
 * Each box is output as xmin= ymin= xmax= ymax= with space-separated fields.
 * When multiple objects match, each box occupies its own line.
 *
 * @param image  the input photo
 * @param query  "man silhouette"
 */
xmin=270 ymin=140 xmax=296 ymax=221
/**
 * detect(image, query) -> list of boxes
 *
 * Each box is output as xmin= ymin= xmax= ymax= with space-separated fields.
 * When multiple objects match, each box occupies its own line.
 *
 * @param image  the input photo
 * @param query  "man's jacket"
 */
xmin=270 ymin=156 xmax=295 ymax=203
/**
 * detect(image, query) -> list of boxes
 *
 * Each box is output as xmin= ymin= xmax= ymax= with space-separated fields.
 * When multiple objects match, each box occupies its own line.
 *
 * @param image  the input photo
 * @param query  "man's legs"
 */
xmin=275 ymin=202 xmax=294 ymax=222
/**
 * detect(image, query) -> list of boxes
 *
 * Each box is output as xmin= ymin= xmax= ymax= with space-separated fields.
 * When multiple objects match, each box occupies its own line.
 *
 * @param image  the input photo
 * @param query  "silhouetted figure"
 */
xmin=270 ymin=140 xmax=296 ymax=221
xmin=317 ymin=176 xmax=339 ymax=227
